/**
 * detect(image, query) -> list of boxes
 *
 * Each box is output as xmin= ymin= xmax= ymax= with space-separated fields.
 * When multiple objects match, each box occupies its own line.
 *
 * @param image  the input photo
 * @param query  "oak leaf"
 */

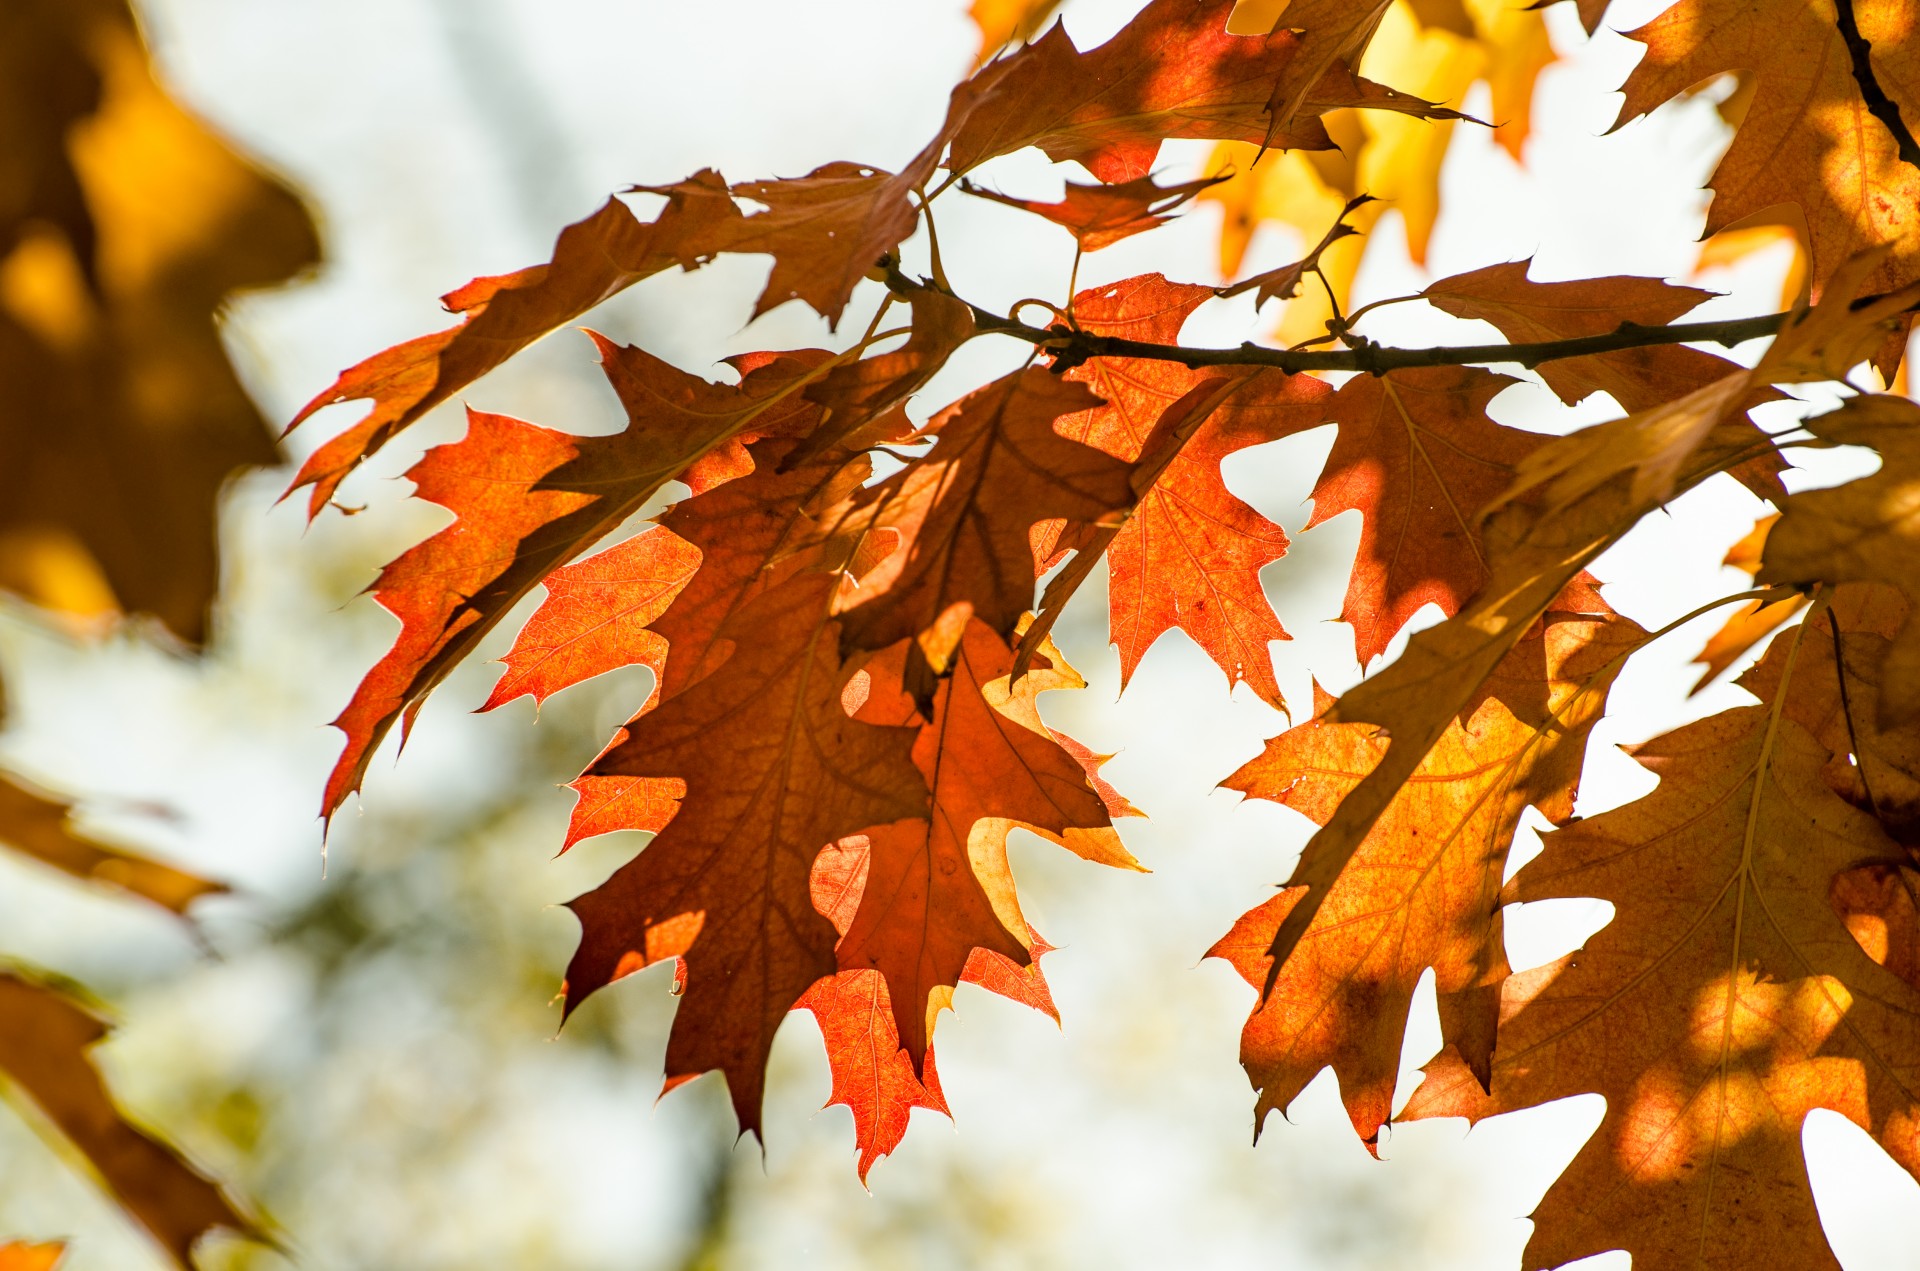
xmin=1306 ymin=365 xmax=1538 ymax=664
xmin=320 ymin=341 xmax=838 ymax=819
xmin=562 ymin=576 xmax=926 ymax=1134
xmin=832 ymin=368 xmax=1134 ymax=665
xmin=1761 ymin=395 xmax=1920 ymax=726
xmin=1263 ymin=411 xmax=1777 ymax=976
xmin=1051 ymin=274 xmax=1331 ymax=704
xmin=840 ymin=621 xmax=1129 ymax=1062
xmin=1215 ymin=588 xmax=1641 ymax=1148
xmin=0 ymin=774 xmax=222 ymax=916
xmin=284 ymin=176 xmax=736 ymax=513
xmin=1402 ymin=622 xmax=1920 ymax=1271
xmin=1616 ymin=0 xmax=1920 ymax=333
xmin=962 ymin=173 xmax=1228 ymax=252
xmin=944 ymin=0 xmax=1458 ymax=183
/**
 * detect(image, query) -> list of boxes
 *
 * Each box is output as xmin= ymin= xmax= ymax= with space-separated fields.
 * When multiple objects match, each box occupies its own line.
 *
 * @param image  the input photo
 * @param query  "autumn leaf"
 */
xmin=1052 ymin=274 xmax=1330 ymax=704
xmin=562 ymin=576 xmax=927 ymax=1133
xmin=284 ymin=176 xmax=737 ymax=514
xmin=967 ymin=0 xmax=1065 ymax=63
xmin=1402 ymin=614 xmax=1920 ymax=1271
xmin=944 ymin=0 xmax=1459 ymax=183
xmin=832 ymin=368 xmax=1135 ymax=665
xmin=800 ymin=832 xmax=1063 ymax=1179
xmin=962 ymin=172 xmax=1228 ymax=252
xmin=1215 ymin=588 xmax=1641 ymax=1148
xmin=1263 ymin=411 xmax=1778 ymax=976
xmin=0 ymin=974 xmax=251 ymax=1266
xmin=1761 ymin=394 xmax=1920 ymax=726
xmin=1616 ymin=0 xmax=1920 ymax=336
xmin=0 ymin=0 xmax=316 ymax=641
xmin=1305 ymin=365 xmax=1538 ymax=664
xmin=840 ymin=621 xmax=1127 ymax=1063
xmin=321 ymin=341 xmax=841 ymax=819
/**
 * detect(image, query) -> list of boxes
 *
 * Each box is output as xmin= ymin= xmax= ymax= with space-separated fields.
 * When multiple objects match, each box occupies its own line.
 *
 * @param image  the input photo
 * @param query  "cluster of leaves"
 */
xmin=292 ymin=0 xmax=1920 ymax=1265
xmin=0 ymin=0 xmax=316 ymax=1261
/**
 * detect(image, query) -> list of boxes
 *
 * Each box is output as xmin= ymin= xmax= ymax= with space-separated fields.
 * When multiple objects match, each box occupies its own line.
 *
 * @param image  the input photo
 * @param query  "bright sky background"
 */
xmin=0 ymin=1 xmax=1915 ymax=1268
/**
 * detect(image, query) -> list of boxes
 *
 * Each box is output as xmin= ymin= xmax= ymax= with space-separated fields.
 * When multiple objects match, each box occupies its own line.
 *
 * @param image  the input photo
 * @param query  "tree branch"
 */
xmin=880 ymin=258 xmax=1817 ymax=376
xmin=1835 ymin=0 xmax=1920 ymax=172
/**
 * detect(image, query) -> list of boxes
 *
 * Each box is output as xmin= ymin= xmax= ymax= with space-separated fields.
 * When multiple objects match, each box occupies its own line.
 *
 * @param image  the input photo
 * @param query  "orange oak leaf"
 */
xmin=798 ymin=969 xmax=951 ymax=1181
xmin=962 ymin=172 xmax=1228 ymax=252
xmin=1055 ymin=274 xmax=1331 ymax=704
xmin=1305 ymin=365 xmax=1539 ymax=665
xmin=562 ymin=576 xmax=927 ymax=1134
xmin=839 ymin=620 xmax=1124 ymax=1063
xmin=944 ymin=0 xmax=1458 ymax=182
xmin=0 ymin=974 xmax=250 ymax=1266
xmin=1422 ymin=259 xmax=1789 ymax=505
xmin=1401 ymin=618 xmax=1920 ymax=1271
xmin=1616 ymin=0 xmax=1920 ymax=326
xmin=481 ymin=528 xmax=699 ymax=714
xmin=285 ymin=175 xmax=739 ymax=514
xmin=833 ymin=368 xmax=1135 ymax=665
xmin=1264 ymin=413 xmax=1777 ymax=978
xmin=1214 ymin=590 xmax=1642 ymax=1149
xmin=1225 ymin=0 xmax=1397 ymax=144
xmin=320 ymin=341 xmax=834 ymax=819
xmin=0 ymin=1244 xmax=61 ymax=1271
xmin=801 ymin=830 xmax=1062 ymax=1179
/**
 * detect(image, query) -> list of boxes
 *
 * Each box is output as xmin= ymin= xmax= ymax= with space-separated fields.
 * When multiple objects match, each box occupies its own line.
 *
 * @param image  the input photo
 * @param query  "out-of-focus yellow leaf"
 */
xmin=967 ymin=0 xmax=1065 ymax=64
xmin=1201 ymin=0 xmax=1553 ymax=347
xmin=0 ymin=0 xmax=318 ymax=644
xmin=0 ymin=1243 xmax=63 ymax=1271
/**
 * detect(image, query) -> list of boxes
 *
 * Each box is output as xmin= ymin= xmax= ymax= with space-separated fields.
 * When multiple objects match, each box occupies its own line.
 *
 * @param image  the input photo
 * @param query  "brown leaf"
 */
xmin=562 ymin=576 xmax=926 ymax=1134
xmin=1424 ymin=259 xmax=1788 ymax=505
xmin=1616 ymin=0 xmax=1920 ymax=357
xmin=0 ymin=974 xmax=251 ymax=1266
xmin=0 ymin=774 xmax=222 ymax=916
xmin=945 ymin=0 xmax=1458 ymax=182
xmin=1215 ymin=592 xmax=1641 ymax=1149
xmin=1307 ymin=365 xmax=1540 ymax=664
xmin=963 ymin=173 xmax=1228 ymax=252
xmin=1402 ymin=620 xmax=1920 ymax=1270
xmin=1761 ymin=394 xmax=1920 ymax=726
xmin=832 ymin=368 xmax=1135 ymax=665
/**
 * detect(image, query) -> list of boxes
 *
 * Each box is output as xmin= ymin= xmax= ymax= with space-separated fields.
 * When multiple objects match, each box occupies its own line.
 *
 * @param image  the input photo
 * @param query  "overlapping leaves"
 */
xmin=297 ymin=0 xmax=1920 ymax=1259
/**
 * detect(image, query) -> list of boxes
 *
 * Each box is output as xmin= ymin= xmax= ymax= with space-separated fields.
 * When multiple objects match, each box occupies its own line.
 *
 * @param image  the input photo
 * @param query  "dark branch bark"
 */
xmin=1835 ymin=0 xmax=1920 ymax=172
xmin=879 ymin=259 xmax=1804 ymax=377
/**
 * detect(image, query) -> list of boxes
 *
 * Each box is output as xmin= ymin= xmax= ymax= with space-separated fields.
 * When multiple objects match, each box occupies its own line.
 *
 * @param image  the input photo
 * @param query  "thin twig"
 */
xmin=878 ymin=257 xmax=1830 ymax=376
